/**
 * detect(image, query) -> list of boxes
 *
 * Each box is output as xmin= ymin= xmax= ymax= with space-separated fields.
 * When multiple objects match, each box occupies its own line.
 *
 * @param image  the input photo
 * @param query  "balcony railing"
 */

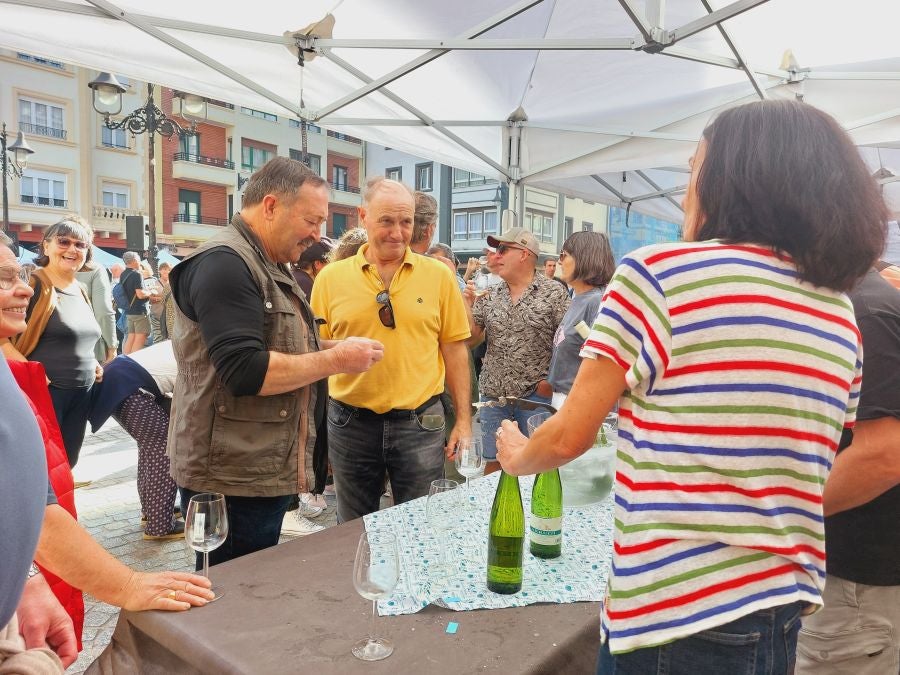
xmin=17 ymin=53 xmax=65 ymax=69
xmin=20 ymin=123 xmax=67 ymax=140
xmin=173 ymin=152 xmax=235 ymax=170
xmin=102 ymin=140 xmax=129 ymax=150
xmin=174 ymin=213 xmax=229 ymax=226
xmin=92 ymin=205 xmax=145 ymax=222
xmin=326 ymin=130 xmax=361 ymax=144
xmin=331 ymin=182 xmax=360 ymax=194
xmin=21 ymin=195 xmax=67 ymax=208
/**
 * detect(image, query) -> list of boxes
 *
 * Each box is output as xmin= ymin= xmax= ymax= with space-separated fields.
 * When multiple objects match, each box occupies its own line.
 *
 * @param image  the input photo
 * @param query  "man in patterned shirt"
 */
xmin=464 ymin=227 xmax=569 ymax=467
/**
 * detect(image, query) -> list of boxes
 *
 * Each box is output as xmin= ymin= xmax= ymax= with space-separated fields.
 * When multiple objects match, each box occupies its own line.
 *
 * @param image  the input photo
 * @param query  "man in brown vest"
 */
xmin=167 ymin=157 xmax=383 ymax=565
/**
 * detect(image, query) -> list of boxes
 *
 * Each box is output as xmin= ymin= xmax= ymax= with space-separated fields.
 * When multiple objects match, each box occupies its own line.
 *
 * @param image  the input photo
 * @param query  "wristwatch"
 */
xmin=27 ymin=562 xmax=40 ymax=578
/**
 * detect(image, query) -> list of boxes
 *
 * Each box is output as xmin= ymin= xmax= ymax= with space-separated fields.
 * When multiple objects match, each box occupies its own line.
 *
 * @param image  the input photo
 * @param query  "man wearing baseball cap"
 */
xmin=463 ymin=227 xmax=570 ymax=468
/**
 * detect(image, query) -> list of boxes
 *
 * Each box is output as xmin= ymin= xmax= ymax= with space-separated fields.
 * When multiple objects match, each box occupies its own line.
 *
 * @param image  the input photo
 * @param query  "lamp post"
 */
xmin=1 ymin=123 xmax=35 ymax=234
xmin=88 ymin=73 xmax=207 ymax=272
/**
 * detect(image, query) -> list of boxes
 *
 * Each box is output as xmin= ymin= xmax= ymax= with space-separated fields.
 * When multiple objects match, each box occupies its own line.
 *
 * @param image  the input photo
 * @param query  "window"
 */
xmin=467 ymin=211 xmax=483 ymax=238
xmin=415 ymin=163 xmax=433 ymax=191
xmin=453 ymin=168 xmax=488 ymax=188
xmin=19 ymin=97 xmax=65 ymax=140
xmin=453 ymin=212 xmax=468 ymax=238
xmin=101 ymin=182 xmax=130 ymax=209
xmin=178 ymin=189 xmax=201 ymax=223
xmin=333 ymin=165 xmax=349 ymax=191
xmin=20 ymin=170 xmax=66 ymax=208
xmin=289 ymin=119 xmax=321 ymax=133
xmin=101 ymin=125 xmax=128 ymax=149
xmin=241 ymin=144 xmax=272 ymax=172
xmin=17 ymin=53 xmax=65 ymax=69
xmin=526 ymin=210 xmax=554 ymax=242
xmin=452 ymin=208 xmax=500 ymax=239
xmin=582 ymin=221 xmax=594 ymax=232
xmin=483 ymin=210 xmax=498 ymax=235
xmin=180 ymin=133 xmax=200 ymax=157
xmin=289 ymin=149 xmax=321 ymax=174
xmin=332 ymin=213 xmax=347 ymax=238
xmin=564 ymin=216 xmax=574 ymax=239
xmin=240 ymin=107 xmax=277 ymax=122
xmin=385 ymin=167 xmax=402 ymax=181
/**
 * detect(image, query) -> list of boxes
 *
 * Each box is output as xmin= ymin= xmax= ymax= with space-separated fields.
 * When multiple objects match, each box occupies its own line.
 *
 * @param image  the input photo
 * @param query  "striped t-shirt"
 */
xmin=581 ymin=241 xmax=862 ymax=654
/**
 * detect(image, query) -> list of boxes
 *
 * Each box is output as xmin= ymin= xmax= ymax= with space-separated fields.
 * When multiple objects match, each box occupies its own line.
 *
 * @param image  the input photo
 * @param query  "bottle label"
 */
xmin=529 ymin=515 xmax=562 ymax=545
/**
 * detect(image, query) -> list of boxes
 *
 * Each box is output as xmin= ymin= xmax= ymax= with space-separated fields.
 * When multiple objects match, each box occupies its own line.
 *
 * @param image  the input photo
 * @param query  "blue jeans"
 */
xmin=478 ymin=391 xmax=553 ymax=460
xmin=597 ymin=601 xmax=804 ymax=675
xmin=179 ymin=487 xmax=293 ymax=569
xmin=328 ymin=397 xmax=445 ymax=523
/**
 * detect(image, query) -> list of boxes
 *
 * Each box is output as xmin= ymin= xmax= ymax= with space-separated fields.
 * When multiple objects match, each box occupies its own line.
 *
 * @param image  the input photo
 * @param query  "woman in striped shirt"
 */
xmin=496 ymin=100 xmax=887 ymax=673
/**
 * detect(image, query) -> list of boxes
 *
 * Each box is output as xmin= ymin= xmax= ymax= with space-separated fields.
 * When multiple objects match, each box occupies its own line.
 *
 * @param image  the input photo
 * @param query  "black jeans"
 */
xmin=48 ymin=384 xmax=93 ymax=467
xmin=179 ymin=487 xmax=293 ymax=569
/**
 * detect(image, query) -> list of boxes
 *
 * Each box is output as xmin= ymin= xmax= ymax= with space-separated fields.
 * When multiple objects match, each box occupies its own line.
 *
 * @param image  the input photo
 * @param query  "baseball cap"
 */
xmin=486 ymin=227 xmax=539 ymax=256
xmin=298 ymin=237 xmax=335 ymax=265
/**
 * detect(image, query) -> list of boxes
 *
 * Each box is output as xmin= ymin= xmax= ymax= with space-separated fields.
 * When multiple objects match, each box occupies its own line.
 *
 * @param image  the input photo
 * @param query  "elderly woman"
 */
xmin=496 ymin=100 xmax=887 ymax=673
xmin=1 ymin=217 xmax=102 ymax=467
xmin=547 ymin=231 xmax=616 ymax=410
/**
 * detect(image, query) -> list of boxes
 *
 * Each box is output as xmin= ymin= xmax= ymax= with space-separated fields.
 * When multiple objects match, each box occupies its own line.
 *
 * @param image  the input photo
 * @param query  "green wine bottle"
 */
xmin=530 ymin=469 xmax=563 ymax=559
xmin=486 ymin=470 xmax=525 ymax=594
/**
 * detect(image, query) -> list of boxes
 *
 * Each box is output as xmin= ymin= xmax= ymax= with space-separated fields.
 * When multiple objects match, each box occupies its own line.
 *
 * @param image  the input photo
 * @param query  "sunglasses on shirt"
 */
xmin=376 ymin=290 xmax=396 ymax=329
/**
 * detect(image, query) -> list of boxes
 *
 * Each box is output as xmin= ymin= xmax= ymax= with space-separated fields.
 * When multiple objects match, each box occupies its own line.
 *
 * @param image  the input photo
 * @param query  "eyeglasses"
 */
xmin=54 ymin=236 xmax=89 ymax=251
xmin=496 ymin=244 xmax=525 ymax=255
xmin=0 ymin=265 xmax=31 ymax=290
xmin=558 ymin=251 xmax=569 ymax=261
xmin=376 ymin=290 xmax=396 ymax=329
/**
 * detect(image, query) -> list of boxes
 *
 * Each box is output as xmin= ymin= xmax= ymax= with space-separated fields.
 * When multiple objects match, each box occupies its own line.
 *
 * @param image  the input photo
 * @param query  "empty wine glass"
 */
xmin=527 ymin=411 xmax=553 ymax=437
xmin=352 ymin=530 xmax=399 ymax=661
xmin=426 ymin=479 xmax=460 ymax=579
xmin=454 ymin=438 xmax=485 ymax=508
xmin=185 ymin=492 xmax=228 ymax=600
xmin=473 ymin=270 xmax=491 ymax=298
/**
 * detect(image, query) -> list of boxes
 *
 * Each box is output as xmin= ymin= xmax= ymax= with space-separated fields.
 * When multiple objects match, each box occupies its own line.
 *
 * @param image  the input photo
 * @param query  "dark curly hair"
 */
xmin=694 ymin=100 xmax=887 ymax=292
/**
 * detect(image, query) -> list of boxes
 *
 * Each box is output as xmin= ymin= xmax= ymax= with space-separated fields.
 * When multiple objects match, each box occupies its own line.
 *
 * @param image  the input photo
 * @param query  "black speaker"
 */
xmin=125 ymin=216 xmax=145 ymax=251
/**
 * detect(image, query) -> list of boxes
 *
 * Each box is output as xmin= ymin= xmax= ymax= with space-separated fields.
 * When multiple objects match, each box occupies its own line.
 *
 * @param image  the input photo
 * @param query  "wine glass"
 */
xmin=425 ymin=479 xmax=460 ymax=579
xmin=527 ymin=411 xmax=553 ymax=437
xmin=454 ymin=438 xmax=485 ymax=508
xmin=352 ymin=530 xmax=399 ymax=661
xmin=185 ymin=492 xmax=228 ymax=600
xmin=473 ymin=269 xmax=491 ymax=298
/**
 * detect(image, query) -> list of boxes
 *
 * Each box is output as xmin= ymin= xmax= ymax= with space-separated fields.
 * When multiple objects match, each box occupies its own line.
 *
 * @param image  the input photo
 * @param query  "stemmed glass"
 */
xmin=352 ymin=530 xmax=399 ymax=661
xmin=454 ymin=438 xmax=485 ymax=508
xmin=527 ymin=411 xmax=553 ymax=437
xmin=425 ymin=479 xmax=460 ymax=579
xmin=185 ymin=492 xmax=228 ymax=600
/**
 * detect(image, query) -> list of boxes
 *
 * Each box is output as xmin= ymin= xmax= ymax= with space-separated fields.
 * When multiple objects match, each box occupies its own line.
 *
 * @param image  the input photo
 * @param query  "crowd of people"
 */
xmin=1 ymin=98 xmax=898 ymax=673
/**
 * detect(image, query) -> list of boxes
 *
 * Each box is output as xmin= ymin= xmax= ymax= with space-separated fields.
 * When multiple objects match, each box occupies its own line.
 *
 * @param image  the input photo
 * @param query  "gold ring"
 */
xmin=167 ymin=590 xmax=177 ymax=601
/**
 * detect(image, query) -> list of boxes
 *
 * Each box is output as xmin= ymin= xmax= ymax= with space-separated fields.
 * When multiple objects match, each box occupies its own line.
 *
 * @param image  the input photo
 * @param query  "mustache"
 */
xmin=299 ymin=237 xmax=317 ymax=249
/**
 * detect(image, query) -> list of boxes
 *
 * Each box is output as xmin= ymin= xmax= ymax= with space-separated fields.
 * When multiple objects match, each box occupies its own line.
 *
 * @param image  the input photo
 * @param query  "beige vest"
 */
xmin=167 ymin=215 xmax=319 ymax=497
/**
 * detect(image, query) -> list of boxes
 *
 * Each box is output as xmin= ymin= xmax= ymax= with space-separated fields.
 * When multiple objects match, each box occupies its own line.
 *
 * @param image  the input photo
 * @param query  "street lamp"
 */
xmin=88 ymin=72 xmax=206 ymax=271
xmin=1 ymin=123 xmax=35 ymax=234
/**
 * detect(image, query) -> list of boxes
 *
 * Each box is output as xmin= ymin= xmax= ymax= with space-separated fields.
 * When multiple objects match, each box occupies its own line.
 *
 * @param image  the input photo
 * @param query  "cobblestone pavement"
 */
xmin=65 ymin=420 xmax=340 ymax=674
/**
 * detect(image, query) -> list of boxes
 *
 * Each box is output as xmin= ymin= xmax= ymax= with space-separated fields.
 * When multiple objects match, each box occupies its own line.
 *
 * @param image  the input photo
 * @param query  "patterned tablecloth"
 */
xmin=364 ymin=471 xmax=615 ymax=617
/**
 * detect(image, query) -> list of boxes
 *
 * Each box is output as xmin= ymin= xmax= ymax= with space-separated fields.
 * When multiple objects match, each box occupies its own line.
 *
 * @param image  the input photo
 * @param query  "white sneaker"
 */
xmin=281 ymin=510 xmax=325 ymax=536
xmin=298 ymin=493 xmax=327 ymax=518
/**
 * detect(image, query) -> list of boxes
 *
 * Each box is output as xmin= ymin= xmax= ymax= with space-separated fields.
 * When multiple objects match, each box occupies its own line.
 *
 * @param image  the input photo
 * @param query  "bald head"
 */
xmin=358 ymin=177 xmax=415 ymax=265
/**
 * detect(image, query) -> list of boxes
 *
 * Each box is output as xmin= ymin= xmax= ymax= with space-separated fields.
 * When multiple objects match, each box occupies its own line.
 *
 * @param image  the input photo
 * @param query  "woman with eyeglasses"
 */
xmin=495 ymin=100 xmax=888 ymax=672
xmin=1 ymin=217 xmax=102 ymax=468
xmin=547 ymin=231 xmax=616 ymax=410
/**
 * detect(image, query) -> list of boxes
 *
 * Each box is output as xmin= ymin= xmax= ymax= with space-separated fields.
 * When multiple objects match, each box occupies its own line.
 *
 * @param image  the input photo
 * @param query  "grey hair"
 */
xmin=330 ymin=227 xmax=368 ymax=262
xmin=0 ymin=231 xmax=15 ymax=254
xmin=562 ymin=231 xmax=616 ymax=288
xmin=426 ymin=242 xmax=458 ymax=267
xmin=362 ymin=176 xmax=414 ymax=206
xmin=122 ymin=251 xmax=140 ymax=264
xmin=242 ymin=156 xmax=328 ymax=208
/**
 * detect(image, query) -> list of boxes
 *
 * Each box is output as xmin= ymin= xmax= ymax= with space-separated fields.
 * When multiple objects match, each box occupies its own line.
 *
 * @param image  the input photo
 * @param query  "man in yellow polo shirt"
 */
xmin=311 ymin=177 xmax=472 ymax=522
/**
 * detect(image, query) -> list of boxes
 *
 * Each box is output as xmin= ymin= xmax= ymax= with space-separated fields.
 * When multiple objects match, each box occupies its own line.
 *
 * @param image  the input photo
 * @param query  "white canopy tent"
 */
xmin=1 ymin=0 xmax=899 ymax=222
